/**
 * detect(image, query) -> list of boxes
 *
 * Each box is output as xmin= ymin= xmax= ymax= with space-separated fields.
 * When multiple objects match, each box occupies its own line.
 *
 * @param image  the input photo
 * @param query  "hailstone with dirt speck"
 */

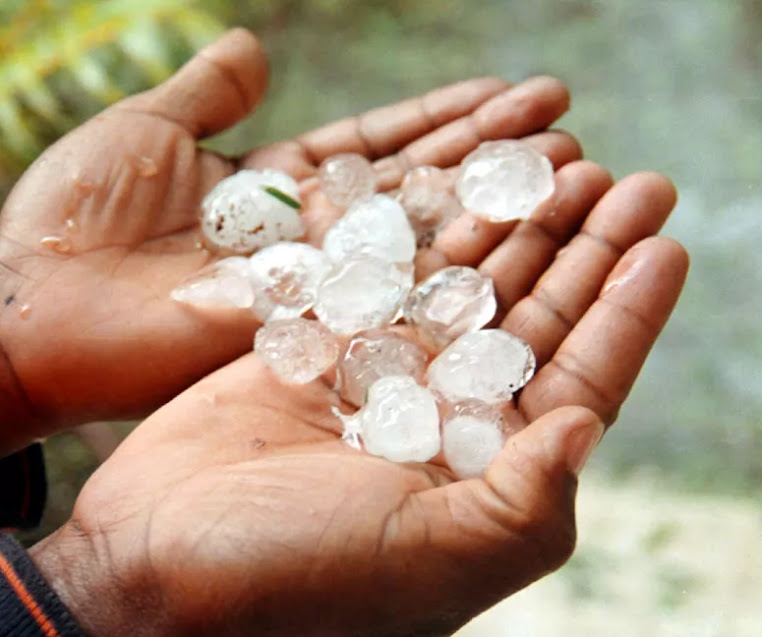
xmin=201 ymin=169 xmax=304 ymax=254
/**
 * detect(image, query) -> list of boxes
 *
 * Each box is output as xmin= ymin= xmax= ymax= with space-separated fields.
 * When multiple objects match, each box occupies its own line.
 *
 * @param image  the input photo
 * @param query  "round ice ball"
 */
xmin=201 ymin=169 xmax=305 ymax=254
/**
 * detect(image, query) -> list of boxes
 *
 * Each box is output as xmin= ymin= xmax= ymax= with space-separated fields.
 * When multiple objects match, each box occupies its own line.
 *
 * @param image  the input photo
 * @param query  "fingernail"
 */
xmin=566 ymin=419 xmax=605 ymax=476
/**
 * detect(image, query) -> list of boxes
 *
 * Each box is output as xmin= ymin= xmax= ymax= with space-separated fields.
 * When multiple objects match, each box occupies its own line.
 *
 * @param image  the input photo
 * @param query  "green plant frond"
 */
xmin=0 ymin=0 xmax=225 ymax=177
xmin=171 ymin=9 xmax=228 ymax=51
xmin=18 ymin=79 xmax=72 ymax=127
xmin=68 ymin=54 xmax=126 ymax=103
xmin=119 ymin=18 xmax=175 ymax=84
xmin=0 ymin=101 xmax=44 ymax=165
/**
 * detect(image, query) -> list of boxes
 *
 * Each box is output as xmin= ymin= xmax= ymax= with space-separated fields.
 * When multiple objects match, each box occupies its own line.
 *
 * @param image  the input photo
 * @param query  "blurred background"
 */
xmin=3 ymin=1 xmax=760 ymax=634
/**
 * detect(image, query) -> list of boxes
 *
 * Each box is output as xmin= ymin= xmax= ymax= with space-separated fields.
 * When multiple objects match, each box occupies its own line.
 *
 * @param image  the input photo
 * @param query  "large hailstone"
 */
xmin=321 ymin=194 xmax=416 ymax=264
xmin=254 ymin=317 xmax=339 ymax=384
xmin=426 ymin=329 xmax=536 ymax=404
xmin=313 ymin=257 xmax=414 ymax=335
xmin=442 ymin=401 xmax=506 ymax=479
xmin=337 ymin=329 xmax=429 ymax=407
xmin=318 ymin=153 xmax=377 ymax=208
xmin=248 ymin=242 xmax=332 ymax=322
xmin=398 ymin=166 xmax=463 ymax=247
xmin=456 ymin=140 xmax=555 ymax=222
xmin=170 ymin=257 xmax=254 ymax=309
xmin=354 ymin=375 xmax=441 ymax=463
xmin=201 ymin=169 xmax=305 ymax=253
xmin=403 ymin=266 xmax=496 ymax=348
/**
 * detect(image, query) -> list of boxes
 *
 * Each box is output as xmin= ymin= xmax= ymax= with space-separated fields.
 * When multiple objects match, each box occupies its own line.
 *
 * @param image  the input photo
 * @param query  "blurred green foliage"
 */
xmin=0 ymin=0 xmax=224 ymax=190
xmin=2 ymin=0 xmax=761 ymax=544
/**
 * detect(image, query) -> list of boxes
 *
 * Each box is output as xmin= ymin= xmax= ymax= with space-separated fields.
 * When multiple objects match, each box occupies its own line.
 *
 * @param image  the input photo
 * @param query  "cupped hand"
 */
xmin=0 ymin=28 xmax=576 ymax=452
xmin=30 ymin=168 xmax=688 ymax=636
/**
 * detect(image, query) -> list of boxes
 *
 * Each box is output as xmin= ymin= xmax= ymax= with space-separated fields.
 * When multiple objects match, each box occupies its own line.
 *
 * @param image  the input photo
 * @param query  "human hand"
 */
xmin=0 ymin=28 xmax=577 ymax=453
xmin=29 ymin=172 xmax=688 ymax=636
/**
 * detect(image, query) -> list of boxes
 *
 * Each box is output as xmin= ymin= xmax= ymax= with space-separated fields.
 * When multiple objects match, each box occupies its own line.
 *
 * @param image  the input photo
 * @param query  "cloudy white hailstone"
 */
xmin=318 ymin=153 xmax=377 ymax=208
xmin=442 ymin=401 xmax=506 ymax=479
xmin=321 ymin=194 xmax=416 ymax=264
xmin=398 ymin=166 xmax=463 ymax=247
xmin=201 ymin=169 xmax=305 ymax=253
xmin=427 ymin=329 xmax=536 ymax=404
xmin=170 ymin=257 xmax=254 ymax=309
xmin=403 ymin=266 xmax=497 ymax=348
xmin=456 ymin=140 xmax=555 ymax=222
xmin=357 ymin=375 xmax=441 ymax=463
xmin=313 ymin=256 xmax=414 ymax=335
xmin=254 ymin=317 xmax=339 ymax=384
xmin=248 ymin=242 xmax=332 ymax=322
xmin=337 ymin=329 xmax=429 ymax=407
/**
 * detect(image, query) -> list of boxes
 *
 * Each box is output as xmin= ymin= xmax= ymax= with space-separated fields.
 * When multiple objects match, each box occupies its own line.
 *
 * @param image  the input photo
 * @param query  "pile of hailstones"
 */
xmin=171 ymin=140 xmax=555 ymax=479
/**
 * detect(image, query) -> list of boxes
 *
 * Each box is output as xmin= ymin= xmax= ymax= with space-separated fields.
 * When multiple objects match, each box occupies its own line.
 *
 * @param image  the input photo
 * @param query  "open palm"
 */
xmin=39 ymin=203 xmax=686 ymax=635
xmin=29 ymin=29 xmax=688 ymax=631
xmin=0 ymin=29 xmax=580 ymax=451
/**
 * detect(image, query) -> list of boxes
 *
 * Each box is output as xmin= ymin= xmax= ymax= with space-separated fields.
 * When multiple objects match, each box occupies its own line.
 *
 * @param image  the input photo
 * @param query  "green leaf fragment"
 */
xmin=263 ymin=186 xmax=301 ymax=210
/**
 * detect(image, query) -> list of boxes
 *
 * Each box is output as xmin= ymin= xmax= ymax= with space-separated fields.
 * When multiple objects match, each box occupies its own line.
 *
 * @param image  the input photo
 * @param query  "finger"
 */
xmin=519 ymin=236 xmax=689 ymax=425
xmin=501 ymin=173 xmax=677 ymax=366
xmin=480 ymin=161 xmax=614 ymax=315
xmin=414 ymin=247 xmax=452 ymax=282
xmin=117 ymin=28 xmax=269 ymax=139
xmin=432 ymin=132 xmax=587 ymax=268
xmin=373 ymin=76 xmax=572 ymax=189
xmin=393 ymin=407 xmax=602 ymax=631
xmin=240 ymin=140 xmax=317 ymax=181
xmin=296 ymin=77 xmax=510 ymax=164
xmin=241 ymin=77 xmax=512 ymax=182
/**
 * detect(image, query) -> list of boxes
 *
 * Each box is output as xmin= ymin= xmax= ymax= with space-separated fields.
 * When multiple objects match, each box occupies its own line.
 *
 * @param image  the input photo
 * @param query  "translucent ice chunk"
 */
xmin=403 ymin=266 xmax=496 ymax=348
xmin=358 ymin=375 xmax=441 ymax=463
xmin=337 ymin=329 xmax=429 ymax=407
xmin=398 ymin=166 xmax=463 ymax=247
xmin=201 ymin=169 xmax=305 ymax=254
xmin=170 ymin=257 xmax=254 ymax=308
xmin=248 ymin=242 xmax=332 ymax=322
xmin=442 ymin=401 xmax=505 ymax=479
xmin=254 ymin=317 xmax=339 ymax=384
xmin=427 ymin=329 xmax=535 ymax=404
xmin=318 ymin=153 xmax=377 ymax=208
xmin=332 ymin=406 xmax=363 ymax=450
xmin=321 ymin=194 xmax=416 ymax=264
xmin=456 ymin=140 xmax=554 ymax=222
xmin=313 ymin=257 xmax=414 ymax=335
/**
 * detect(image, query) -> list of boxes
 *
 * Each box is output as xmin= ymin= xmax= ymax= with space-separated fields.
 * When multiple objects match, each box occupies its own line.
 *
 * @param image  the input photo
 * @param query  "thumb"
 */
xmin=412 ymin=406 xmax=604 ymax=622
xmin=118 ymin=28 xmax=269 ymax=139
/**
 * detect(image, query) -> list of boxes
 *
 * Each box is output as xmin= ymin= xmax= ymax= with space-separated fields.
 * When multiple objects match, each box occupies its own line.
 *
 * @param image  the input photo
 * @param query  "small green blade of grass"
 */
xmin=263 ymin=186 xmax=301 ymax=210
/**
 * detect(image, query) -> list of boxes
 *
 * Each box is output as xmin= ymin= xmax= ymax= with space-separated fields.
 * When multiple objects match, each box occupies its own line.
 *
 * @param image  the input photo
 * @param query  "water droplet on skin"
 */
xmin=73 ymin=177 xmax=96 ymax=196
xmin=65 ymin=218 xmax=79 ymax=233
xmin=40 ymin=235 xmax=72 ymax=253
xmin=135 ymin=156 xmax=158 ymax=178
xmin=19 ymin=304 xmax=31 ymax=319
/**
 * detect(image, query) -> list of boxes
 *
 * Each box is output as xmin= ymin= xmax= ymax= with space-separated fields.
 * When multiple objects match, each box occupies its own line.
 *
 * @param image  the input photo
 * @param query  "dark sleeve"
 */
xmin=0 ymin=533 xmax=84 ymax=636
xmin=0 ymin=443 xmax=46 ymax=530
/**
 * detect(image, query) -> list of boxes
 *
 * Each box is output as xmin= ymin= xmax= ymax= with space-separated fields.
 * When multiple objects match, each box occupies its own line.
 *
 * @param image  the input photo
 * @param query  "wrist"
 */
xmin=0 ymin=342 xmax=42 ymax=456
xmin=29 ymin=521 xmax=167 ymax=637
